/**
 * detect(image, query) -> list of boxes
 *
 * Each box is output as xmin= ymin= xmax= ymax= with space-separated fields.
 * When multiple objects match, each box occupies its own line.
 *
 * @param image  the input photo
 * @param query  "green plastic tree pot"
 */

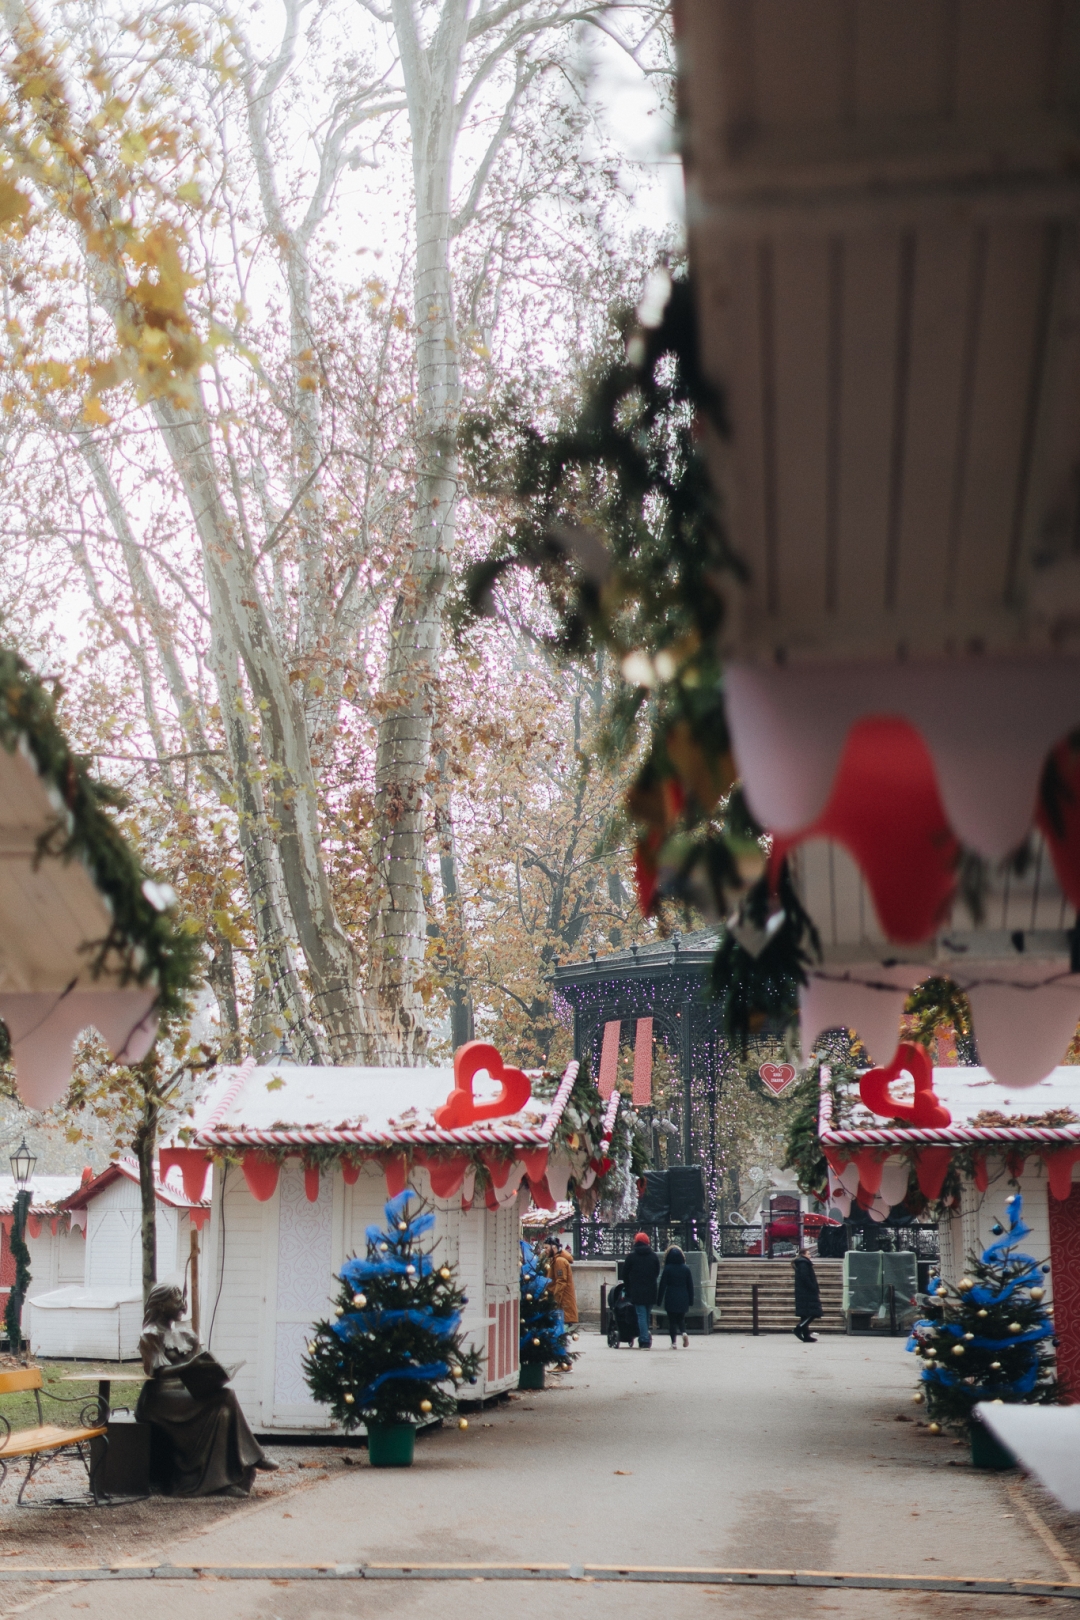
xmin=518 ymin=1362 xmax=545 ymax=1390
xmin=970 ymin=1419 xmax=1015 ymax=1471
xmin=366 ymin=1421 xmax=416 ymax=1467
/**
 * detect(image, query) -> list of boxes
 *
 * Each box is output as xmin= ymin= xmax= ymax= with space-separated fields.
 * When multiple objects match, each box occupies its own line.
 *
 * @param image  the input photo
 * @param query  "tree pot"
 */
xmin=970 ymin=1420 xmax=1016 ymax=1471
xmin=518 ymin=1363 xmax=545 ymax=1390
xmin=366 ymin=1421 xmax=415 ymax=1468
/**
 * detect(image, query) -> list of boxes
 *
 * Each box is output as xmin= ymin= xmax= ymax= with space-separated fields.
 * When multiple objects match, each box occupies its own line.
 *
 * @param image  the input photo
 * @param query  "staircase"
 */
xmin=713 ymin=1258 xmax=846 ymax=1334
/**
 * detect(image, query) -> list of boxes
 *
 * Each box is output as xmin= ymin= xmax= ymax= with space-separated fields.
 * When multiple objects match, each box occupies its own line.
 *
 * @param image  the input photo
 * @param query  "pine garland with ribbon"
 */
xmin=3 ymin=1206 xmax=30 ymax=1351
xmin=0 ymin=646 xmax=199 ymax=1018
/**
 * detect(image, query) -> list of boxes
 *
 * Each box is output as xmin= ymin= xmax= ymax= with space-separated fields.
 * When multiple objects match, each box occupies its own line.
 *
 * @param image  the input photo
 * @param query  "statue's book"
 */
xmin=175 ymin=1352 xmax=242 ymax=1398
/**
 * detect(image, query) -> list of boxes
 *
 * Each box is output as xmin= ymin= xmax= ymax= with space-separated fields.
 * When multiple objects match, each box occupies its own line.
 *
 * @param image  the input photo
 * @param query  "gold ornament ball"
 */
xmin=1030 ymin=1287 xmax=1045 ymax=1302
xmin=1008 ymin=1322 xmax=1022 ymax=1333
xmin=963 ymin=1332 xmax=974 ymax=1341
xmin=951 ymin=1345 xmax=965 ymax=1357
xmin=334 ymin=1306 xmax=343 ymax=1316
xmin=532 ymin=1337 xmax=541 ymax=1346
xmin=925 ymin=1347 xmax=937 ymax=1357
xmin=440 ymin=1267 xmax=451 ymax=1280
xmin=958 ymin=1278 xmax=974 ymax=1291
xmin=353 ymin=1294 xmax=366 ymax=1307
xmin=344 ymin=1393 xmax=355 ymax=1405
xmin=990 ymin=1361 xmax=1001 ymax=1369
xmin=928 ymin=1422 xmax=941 ymax=1434
xmin=977 ymin=1309 xmax=988 ymax=1318
xmin=991 ymin=1398 xmax=1004 ymax=1404
xmin=911 ymin=1392 xmax=924 ymax=1404
xmin=572 ymin=1334 xmax=580 ymax=1342
xmin=458 ymin=1418 xmax=468 ymax=1431
xmin=398 ymin=1221 xmax=408 ymax=1231
xmin=419 ymin=1400 xmax=433 ymax=1414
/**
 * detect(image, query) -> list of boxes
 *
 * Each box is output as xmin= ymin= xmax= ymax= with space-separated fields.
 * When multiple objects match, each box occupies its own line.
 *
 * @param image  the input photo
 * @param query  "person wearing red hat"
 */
xmin=621 ymin=1232 xmax=661 ymax=1349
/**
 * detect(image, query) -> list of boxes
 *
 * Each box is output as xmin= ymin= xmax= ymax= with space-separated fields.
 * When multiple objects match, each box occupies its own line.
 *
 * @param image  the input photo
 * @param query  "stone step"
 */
xmin=713 ymin=1258 xmax=847 ymax=1332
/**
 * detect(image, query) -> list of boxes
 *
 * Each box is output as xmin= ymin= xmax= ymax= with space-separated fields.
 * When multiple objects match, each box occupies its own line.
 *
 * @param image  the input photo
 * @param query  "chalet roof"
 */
xmin=824 ymin=1065 xmax=1080 ymax=1148
xmin=190 ymin=1059 xmax=579 ymax=1150
xmin=0 ymin=1174 xmax=82 ymax=1216
xmin=60 ymin=1156 xmax=209 ymax=1212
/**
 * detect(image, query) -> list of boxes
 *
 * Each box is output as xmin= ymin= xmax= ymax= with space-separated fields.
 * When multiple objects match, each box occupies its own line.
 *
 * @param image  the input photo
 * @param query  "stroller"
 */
xmin=606 ymin=1282 xmax=641 ymax=1348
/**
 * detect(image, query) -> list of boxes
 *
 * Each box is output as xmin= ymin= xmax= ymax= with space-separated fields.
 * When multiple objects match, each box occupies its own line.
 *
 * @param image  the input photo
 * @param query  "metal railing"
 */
xmin=573 ymin=1217 xmax=938 ymax=1264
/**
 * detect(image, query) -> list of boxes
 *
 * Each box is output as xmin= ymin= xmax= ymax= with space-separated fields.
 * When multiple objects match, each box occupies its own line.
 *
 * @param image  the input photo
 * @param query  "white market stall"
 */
xmin=163 ymin=1046 xmax=614 ymax=1434
xmin=24 ymin=1158 xmax=210 ymax=1360
xmin=678 ymin=0 xmax=1080 ymax=1088
xmin=0 ymin=1175 xmax=84 ymax=1325
xmin=818 ymin=1059 xmax=1080 ymax=1398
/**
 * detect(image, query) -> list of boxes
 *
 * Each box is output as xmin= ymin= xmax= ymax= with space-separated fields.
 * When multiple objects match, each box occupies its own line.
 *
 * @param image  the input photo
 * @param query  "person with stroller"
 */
xmin=793 ymin=1249 xmax=823 ymax=1342
xmin=656 ymin=1244 xmax=695 ymax=1347
xmin=622 ymin=1231 xmax=660 ymax=1349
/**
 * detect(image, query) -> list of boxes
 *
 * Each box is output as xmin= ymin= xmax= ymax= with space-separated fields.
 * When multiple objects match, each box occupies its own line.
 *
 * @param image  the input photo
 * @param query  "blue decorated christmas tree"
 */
xmin=304 ymin=1190 xmax=483 ymax=1428
xmin=909 ymin=1193 xmax=1058 ymax=1432
xmin=519 ymin=1241 xmax=574 ymax=1370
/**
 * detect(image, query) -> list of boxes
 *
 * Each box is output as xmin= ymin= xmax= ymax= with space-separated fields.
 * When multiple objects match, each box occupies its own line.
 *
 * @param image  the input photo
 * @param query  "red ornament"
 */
xmin=434 ymin=1041 xmax=531 ymax=1129
xmin=858 ymin=1042 xmax=952 ymax=1127
xmin=758 ymin=1061 xmax=797 ymax=1096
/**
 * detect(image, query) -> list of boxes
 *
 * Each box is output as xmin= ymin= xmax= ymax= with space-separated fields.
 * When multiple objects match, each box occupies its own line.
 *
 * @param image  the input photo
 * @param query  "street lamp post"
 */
xmin=6 ymin=1137 xmax=35 ymax=1356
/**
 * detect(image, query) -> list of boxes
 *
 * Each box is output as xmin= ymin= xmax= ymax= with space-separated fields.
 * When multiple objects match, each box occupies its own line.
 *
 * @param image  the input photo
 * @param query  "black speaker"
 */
xmin=635 ymin=1169 xmax=670 ymax=1224
xmin=667 ymin=1165 xmax=706 ymax=1221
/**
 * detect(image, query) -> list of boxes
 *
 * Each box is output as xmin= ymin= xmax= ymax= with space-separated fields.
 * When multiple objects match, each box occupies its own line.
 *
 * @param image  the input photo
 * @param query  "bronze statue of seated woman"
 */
xmin=135 ymin=1283 xmax=278 ymax=1496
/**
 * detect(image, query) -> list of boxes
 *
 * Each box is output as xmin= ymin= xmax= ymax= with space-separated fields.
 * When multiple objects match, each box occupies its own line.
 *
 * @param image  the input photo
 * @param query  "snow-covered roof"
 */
xmin=0 ymin=1173 xmax=82 ymax=1215
xmin=61 ymin=1156 xmax=209 ymax=1211
xmin=826 ymin=1064 xmax=1080 ymax=1146
xmin=191 ymin=1060 xmax=577 ymax=1149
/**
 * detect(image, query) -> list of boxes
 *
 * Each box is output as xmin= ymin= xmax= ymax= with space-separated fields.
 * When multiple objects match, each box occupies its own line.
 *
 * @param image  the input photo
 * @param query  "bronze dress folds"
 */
xmin=135 ymin=1323 xmax=268 ymax=1496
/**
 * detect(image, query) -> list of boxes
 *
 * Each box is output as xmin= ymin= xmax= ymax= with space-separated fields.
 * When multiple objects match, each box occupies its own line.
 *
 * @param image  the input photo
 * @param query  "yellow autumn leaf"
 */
xmin=82 ymin=396 xmax=112 ymax=426
xmin=297 ymin=374 xmax=318 ymax=390
xmin=0 ymin=179 xmax=29 ymax=228
xmin=176 ymin=181 xmax=203 ymax=205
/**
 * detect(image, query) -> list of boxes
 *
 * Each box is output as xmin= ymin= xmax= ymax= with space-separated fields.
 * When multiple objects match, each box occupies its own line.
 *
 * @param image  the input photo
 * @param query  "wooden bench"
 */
xmin=0 ymin=1367 xmax=107 ymax=1505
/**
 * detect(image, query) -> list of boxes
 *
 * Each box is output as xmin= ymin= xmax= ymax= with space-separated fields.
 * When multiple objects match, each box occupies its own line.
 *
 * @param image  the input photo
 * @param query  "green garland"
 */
xmin=3 ymin=1202 xmax=30 ymax=1350
xmin=0 ymin=647 xmax=199 ymax=1016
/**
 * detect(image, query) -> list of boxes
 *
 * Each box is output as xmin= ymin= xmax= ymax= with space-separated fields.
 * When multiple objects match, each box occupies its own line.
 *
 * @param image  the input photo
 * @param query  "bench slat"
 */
xmin=0 ymin=1424 xmax=105 ymax=1459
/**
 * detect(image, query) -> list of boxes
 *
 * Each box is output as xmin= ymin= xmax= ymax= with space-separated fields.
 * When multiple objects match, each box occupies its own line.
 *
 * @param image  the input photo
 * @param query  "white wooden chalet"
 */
xmin=820 ymin=1064 xmax=1080 ymax=1403
xmin=169 ymin=1050 xmax=601 ymax=1434
xmin=23 ymin=1158 xmax=210 ymax=1360
xmin=0 ymin=1175 xmax=85 ymax=1329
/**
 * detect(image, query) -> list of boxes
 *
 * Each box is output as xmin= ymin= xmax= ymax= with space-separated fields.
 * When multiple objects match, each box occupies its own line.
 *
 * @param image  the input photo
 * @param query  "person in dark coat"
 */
xmin=656 ymin=1245 xmax=696 ymax=1347
xmin=793 ymin=1252 xmax=823 ymax=1342
xmin=621 ymin=1232 xmax=661 ymax=1349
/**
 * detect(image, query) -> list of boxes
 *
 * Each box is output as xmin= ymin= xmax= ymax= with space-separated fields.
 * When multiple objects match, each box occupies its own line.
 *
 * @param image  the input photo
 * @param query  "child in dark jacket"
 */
xmin=656 ymin=1245 xmax=696 ymax=1347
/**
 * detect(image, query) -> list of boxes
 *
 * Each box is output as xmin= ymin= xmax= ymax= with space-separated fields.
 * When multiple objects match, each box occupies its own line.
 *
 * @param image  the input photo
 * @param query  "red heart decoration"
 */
xmin=434 ymin=1041 xmax=531 ymax=1129
xmin=759 ymin=1061 xmax=797 ymax=1097
xmin=858 ymin=1042 xmax=952 ymax=1127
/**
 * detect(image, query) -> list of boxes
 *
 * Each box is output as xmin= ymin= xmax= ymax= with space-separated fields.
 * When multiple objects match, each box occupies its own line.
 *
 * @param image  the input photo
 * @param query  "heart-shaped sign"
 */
xmin=759 ymin=1061 xmax=797 ymax=1097
xmin=858 ymin=1041 xmax=952 ymax=1127
xmin=434 ymin=1041 xmax=531 ymax=1129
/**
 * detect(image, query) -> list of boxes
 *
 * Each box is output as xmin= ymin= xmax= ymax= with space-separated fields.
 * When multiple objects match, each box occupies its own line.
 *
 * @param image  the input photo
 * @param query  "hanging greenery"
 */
xmin=3 ymin=1203 xmax=30 ymax=1351
xmin=0 ymin=646 xmax=199 ymax=1016
xmin=460 ymin=278 xmax=766 ymax=968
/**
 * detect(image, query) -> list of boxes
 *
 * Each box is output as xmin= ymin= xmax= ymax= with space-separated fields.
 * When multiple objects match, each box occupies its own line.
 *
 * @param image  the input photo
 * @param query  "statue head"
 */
xmin=143 ymin=1282 xmax=185 ymax=1329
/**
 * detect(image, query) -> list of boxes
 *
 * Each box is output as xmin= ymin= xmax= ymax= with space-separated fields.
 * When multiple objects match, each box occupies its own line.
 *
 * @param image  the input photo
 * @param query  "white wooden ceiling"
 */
xmin=680 ymin=0 xmax=1080 ymax=662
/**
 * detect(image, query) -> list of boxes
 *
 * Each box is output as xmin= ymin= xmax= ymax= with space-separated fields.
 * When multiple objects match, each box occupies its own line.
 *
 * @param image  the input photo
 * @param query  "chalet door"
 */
xmin=269 ymin=1162 xmax=336 ymax=1428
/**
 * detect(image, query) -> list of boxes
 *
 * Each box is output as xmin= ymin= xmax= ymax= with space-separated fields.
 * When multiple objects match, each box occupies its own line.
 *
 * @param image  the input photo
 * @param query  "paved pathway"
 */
xmin=5 ymin=1332 xmax=1078 ymax=1619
